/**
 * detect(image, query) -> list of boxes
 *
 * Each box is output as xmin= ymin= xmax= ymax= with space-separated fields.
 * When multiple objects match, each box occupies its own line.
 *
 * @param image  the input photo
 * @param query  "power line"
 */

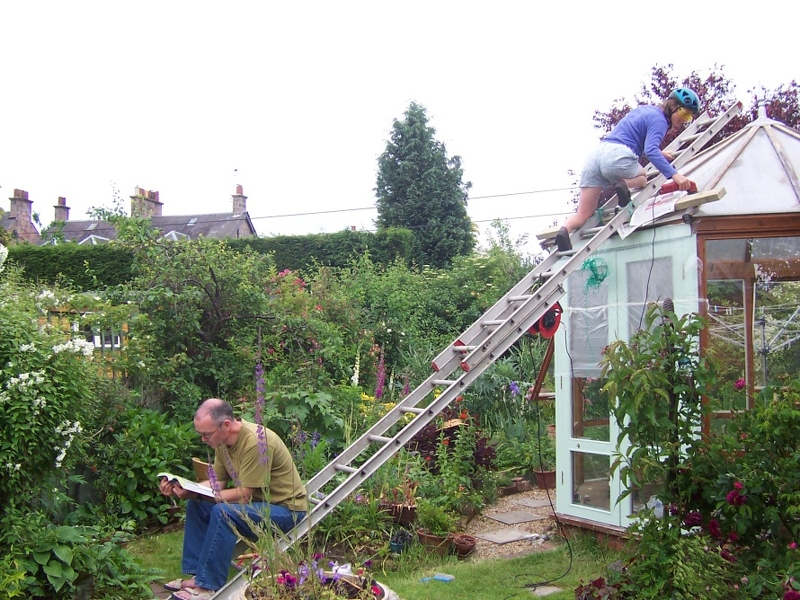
xmin=250 ymin=186 xmax=577 ymax=222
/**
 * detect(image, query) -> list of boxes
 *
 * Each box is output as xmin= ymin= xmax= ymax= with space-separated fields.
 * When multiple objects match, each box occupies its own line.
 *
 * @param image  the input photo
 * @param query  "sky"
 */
xmin=2 ymin=1 xmax=797 ymax=257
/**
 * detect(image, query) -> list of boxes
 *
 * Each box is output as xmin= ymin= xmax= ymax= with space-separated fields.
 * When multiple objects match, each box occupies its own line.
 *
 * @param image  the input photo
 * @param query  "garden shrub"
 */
xmin=579 ymin=304 xmax=800 ymax=598
xmin=90 ymin=407 xmax=197 ymax=529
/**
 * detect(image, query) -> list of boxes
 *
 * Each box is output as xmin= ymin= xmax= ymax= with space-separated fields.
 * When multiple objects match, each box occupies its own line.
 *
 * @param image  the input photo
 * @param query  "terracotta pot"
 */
xmin=452 ymin=533 xmax=476 ymax=558
xmin=416 ymin=529 xmax=452 ymax=556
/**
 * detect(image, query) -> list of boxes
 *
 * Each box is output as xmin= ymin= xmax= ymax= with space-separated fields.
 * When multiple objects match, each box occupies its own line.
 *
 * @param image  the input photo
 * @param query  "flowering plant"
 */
xmin=246 ymin=553 xmax=384 ymax=599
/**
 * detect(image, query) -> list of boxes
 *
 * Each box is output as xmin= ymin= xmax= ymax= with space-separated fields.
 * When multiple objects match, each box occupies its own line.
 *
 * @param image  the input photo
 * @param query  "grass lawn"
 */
xmin=126 ymin=525 xmax=619 ymax=600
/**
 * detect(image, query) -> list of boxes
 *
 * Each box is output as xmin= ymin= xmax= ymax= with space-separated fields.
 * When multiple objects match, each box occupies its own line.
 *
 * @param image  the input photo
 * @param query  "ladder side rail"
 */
xmin=302 ymin=370 xmax=452 ymax=496
xmin=428 ymin=244 xmax=577 ymax=374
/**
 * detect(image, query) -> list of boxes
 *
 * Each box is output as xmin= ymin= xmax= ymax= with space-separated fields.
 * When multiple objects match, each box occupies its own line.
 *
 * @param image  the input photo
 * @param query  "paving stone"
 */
xmin=475 ymin=528 xmax=533 ymax=544
xmin=530 ymin=585 xmax=563 ymax=596
xmin=487 ymin=510 xmax=547 ymax=525
xmin=514 ymin=497 xmax=553 ymax=509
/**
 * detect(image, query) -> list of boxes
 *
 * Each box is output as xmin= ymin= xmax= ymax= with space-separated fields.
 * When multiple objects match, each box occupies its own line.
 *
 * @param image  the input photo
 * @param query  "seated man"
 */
xmin=159 ymin=398 xmax=307 ymax=599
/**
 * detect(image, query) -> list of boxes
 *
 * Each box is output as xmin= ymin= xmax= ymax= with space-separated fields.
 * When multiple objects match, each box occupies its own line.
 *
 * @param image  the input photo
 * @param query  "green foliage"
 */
xmin=0 ymin=271 xmax=104 ymax=523
xmin=414 ymin=499 xmax=456 ymax=537
xmin=6 ymin=243 xmax=134 ymax=290
xmin=602 ymin=304 xmax=714 ymax=503
xmin=90 ymin=408 xmax=196 ymax=529
xmin=375 ymin=101 xmax=475 ymax=268
xmin=12 ymin=519 xmax=152 ymax=599
xmin=229 ymin=227 xmax=416 ymax=272
xmin=587 ymin=308 xmax=800 ymax=597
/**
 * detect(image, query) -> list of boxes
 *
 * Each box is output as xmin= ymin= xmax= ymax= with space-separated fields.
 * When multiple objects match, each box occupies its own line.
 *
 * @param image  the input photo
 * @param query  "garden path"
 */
xmin=462 ymin=483 xmax=559 ymax=561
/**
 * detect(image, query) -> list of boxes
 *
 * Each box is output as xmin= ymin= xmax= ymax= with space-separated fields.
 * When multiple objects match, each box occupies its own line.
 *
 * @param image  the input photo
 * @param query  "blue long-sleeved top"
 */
xmin=603 ymin=105 xmax=676 ymax=178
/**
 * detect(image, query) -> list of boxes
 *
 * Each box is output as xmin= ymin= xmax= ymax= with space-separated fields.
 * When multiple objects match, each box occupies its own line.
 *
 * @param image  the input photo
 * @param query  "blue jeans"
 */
xmin=182 ymin=499 xmax=305 ymax=591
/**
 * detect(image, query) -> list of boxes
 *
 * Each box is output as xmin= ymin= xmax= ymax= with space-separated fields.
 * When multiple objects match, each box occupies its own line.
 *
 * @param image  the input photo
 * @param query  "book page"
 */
xmin=158 ymin=472 xmax=215 ymax=498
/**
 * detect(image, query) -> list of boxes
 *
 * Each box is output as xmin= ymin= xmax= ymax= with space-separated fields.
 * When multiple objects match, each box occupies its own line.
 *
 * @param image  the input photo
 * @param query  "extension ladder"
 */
xmin=212 ymin=100 xmax=742 ymax=598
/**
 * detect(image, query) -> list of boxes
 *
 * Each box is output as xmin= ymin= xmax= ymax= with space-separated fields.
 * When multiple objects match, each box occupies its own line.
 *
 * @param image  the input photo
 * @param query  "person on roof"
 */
xmin=554 ymin=87 xmax=701 ymax=252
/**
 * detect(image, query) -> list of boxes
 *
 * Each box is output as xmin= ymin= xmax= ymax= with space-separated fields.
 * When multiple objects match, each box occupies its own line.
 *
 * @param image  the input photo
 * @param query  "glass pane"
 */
xmin=571 ymin=451 xmax=610 ymax=511
xmin=572 ymin=377 xmax=610 ymax=441
xmin=754 ymin=280 xmax=800 ymax=387
xmin=627 ymin=257 xmax=673 ymax=334
xmin=567 ymin=266 xmax=608 ymax=374
xmin=707 ymin=280 xmax=747 ymax=412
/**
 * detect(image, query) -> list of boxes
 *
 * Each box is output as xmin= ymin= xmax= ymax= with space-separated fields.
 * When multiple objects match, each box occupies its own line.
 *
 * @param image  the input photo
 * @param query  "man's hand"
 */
xmin=671 ymin=173 xmax=695 ymax=191
xmin=662 ymin=150 xmax=676 ymax=162
xmin=159 ymin=477 xmax=198 ymax=501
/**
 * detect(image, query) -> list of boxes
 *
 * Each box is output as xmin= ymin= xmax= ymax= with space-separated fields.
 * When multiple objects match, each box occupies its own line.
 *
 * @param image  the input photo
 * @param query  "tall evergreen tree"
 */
xmin=375 ymin=102 xmax=474 ymax=267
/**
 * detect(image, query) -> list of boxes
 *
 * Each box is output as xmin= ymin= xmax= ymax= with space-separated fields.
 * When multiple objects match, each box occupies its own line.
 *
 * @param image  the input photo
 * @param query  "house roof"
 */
xmin=54 ymin=212 xmax=257 ymax=244
xmin=685 ymin=104 xmax=800 ymax=217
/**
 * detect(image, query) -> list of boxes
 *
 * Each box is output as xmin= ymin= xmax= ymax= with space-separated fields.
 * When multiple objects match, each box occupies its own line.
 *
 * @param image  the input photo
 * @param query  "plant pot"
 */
xmin=416 ymin=529 xmax=453 ymax=556
xmin=451 ymin=533 xmax=477 ymax=559
xmin=246 ymin=572 xmax=394 ymax=599
xmin=534 ymin=469 xmax=557 ymax=490
xmin=380 ymin=502 xmax=417 ymax=526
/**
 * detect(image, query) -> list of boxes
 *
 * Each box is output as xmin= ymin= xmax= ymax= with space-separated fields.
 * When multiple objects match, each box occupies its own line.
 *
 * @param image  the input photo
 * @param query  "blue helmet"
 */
xmin=669 ymin=88 xmax=700 ymax=116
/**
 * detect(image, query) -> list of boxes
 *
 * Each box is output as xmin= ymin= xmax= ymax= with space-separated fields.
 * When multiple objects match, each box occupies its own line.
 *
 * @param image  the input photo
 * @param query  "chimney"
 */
xmin=53 ymin=196 xmax=70 ymax=221
xmin=232 ymin=184 xmax=247 ymax=215
xmin=130 ymin=187 xmax=163 ymax=218
xmin=8 ymin=189 xmax=41 ymax=243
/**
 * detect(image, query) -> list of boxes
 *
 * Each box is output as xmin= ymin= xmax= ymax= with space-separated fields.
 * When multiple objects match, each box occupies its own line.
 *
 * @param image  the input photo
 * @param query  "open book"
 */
xmin=158 ymin=472 xmax=215 ymax=498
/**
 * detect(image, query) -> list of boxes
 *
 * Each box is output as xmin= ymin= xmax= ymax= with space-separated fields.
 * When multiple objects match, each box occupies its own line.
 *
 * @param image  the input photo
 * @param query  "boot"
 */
xmin=615 ymin=184 xmax=631 ymax=208
xmin=554 ymin=227 xmax=572 ymax=252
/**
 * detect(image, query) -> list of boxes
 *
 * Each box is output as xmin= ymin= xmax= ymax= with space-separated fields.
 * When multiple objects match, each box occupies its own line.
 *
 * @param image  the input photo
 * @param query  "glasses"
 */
xmin=197 ymin=421 xmax=224 ymax=440
xmin=676 ymin=106 xmax=694 ymax=123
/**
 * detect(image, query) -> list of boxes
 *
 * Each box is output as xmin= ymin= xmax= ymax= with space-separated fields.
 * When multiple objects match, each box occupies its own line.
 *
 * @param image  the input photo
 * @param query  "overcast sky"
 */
xmin=2 ymin=1 xmax=797 ymax=256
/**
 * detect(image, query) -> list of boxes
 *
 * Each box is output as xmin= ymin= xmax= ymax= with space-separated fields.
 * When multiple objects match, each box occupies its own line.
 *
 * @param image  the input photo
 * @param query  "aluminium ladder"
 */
xmin=212 ymin=100 xmax=743 ymax=599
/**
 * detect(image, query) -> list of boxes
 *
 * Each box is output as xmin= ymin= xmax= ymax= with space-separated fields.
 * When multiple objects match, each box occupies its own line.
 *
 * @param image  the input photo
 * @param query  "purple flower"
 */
xmin=785 ymin=591 xmax=800 ymax=600
xmin=375 ymin=351 xmax=386 ymax=399
xmin=734 ymin=377 xmax=746 ymax=390
xmin=509 ymin=381 xmax=520 ymax=396
xmin=256 ymin=424 xmax=269 ymax=465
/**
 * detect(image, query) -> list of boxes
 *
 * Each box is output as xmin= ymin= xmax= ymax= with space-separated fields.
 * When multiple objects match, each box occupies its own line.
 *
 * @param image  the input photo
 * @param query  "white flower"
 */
xmin=52 ymin=338 xmax=95 ymax=358
xmin=0 ymin=244 xmax=7 ymax=272
xmin=19 ymin=343 xmax=36 ymax=353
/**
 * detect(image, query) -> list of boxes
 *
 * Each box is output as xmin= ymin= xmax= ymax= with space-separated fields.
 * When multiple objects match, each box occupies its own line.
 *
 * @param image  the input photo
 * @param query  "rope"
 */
xmin=580 ymin=257 xmax=609 ymax=292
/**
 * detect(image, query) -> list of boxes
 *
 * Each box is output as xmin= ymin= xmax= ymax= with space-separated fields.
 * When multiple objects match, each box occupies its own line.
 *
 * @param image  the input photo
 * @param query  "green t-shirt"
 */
xmin=212 ymin=420 xmax=307 ymax=512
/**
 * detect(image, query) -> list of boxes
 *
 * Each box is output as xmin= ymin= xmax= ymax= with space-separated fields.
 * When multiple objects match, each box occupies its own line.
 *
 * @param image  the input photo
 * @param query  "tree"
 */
xmin=375 ymin=102 xmax=475 ymax=268
xmin=592 ymin=64 xmax=799 ymax=145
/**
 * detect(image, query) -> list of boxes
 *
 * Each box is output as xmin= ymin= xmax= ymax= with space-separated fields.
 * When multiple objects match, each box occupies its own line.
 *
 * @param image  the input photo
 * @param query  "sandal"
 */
xmin=171 ymin=588 xmax=215 ymax=600
xmin=164 ymin=579 xmax=195 ymax=592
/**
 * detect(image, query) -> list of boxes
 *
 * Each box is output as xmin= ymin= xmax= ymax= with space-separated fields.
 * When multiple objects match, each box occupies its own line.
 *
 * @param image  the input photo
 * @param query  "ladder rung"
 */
xmin=368 ymin=434 xmax=392 ymax=444
xmin=680 ymin=132 xmax=703 ymax=143
xmin=452 ymin=345 xmax=478 ymax=351
xmin=432 ymin=379 xmax=456 ymax=386
xmin=309 ymin=495 xmax=323 ymax=505
xmin=401 ymin=407 xmax=424 ymax=415
xmin=481 ymin=319 xmax=504 ymax=327
xmin=582 ymin=226 xmax=605 ymax=236
xmin=334 ymin=464 xmax=357 ymax=474
xmin=508 ymin=295 xmax=533 ymax=302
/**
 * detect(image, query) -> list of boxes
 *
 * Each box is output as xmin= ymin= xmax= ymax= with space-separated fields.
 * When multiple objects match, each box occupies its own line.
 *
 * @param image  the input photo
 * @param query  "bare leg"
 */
xmin=624 ymin=166 xmax=647 ymax=190
xmin=563 ymin=187 xmax=603 ymax=233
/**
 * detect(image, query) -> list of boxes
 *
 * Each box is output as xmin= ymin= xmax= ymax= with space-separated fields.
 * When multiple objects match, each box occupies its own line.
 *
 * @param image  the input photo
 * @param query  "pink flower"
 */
xmin=734 ymin=378 xmax=746 ymax=390
xmin=734 ymin=481 xmax=743 ymax=490
xmin=784 ymin=591 xmax=800 ymax=600
xmin=789 ymin=541 xmax=798 ymax=550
